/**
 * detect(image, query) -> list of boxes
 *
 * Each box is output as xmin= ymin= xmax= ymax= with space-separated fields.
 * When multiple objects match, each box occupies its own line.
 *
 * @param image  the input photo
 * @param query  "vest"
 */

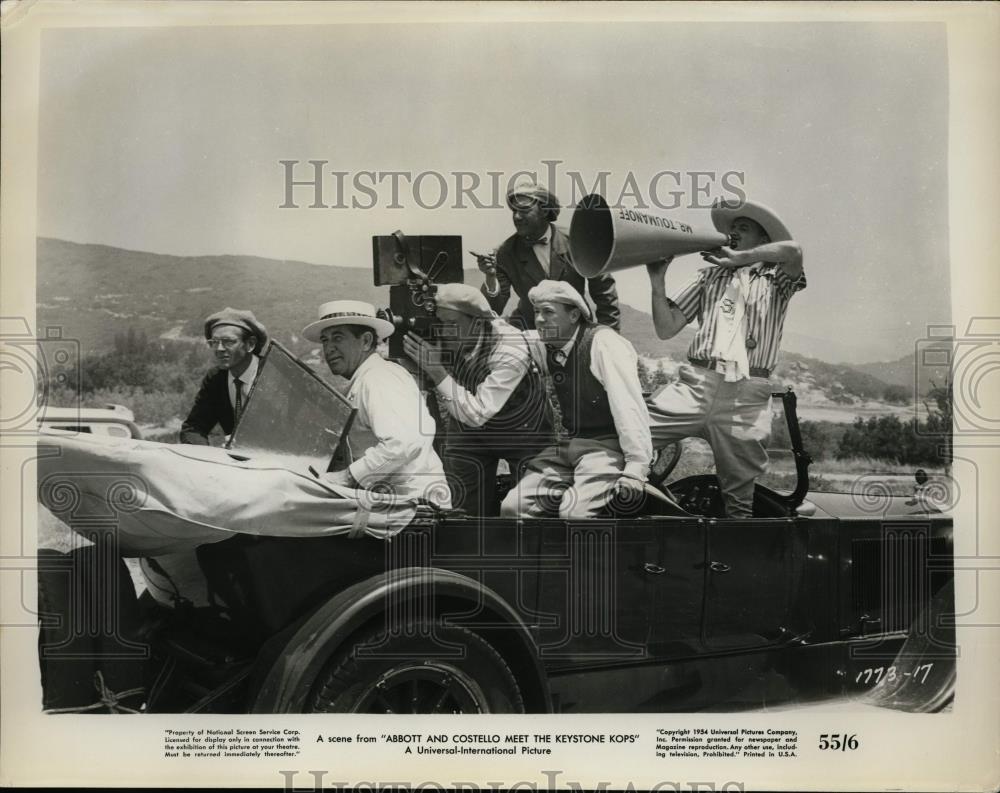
xmin=548 ymin=324 xmax=616 ymax=439
xmin=449 ymin=321 xmax=551 ymax=442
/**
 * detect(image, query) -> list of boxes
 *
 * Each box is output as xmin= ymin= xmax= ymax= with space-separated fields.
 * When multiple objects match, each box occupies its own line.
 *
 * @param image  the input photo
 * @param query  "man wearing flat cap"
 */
xmin=303 ymin=299 xmax=451 ymax=507
xmin=645 ymin=198 xmax=805 ymax=518
xmin=500 ymin=280 xmax=651 ymax=519
xmin=479 ymin=178 xmax=621 ymax=331
xmin=179 ymin=307 xmax=268 ymax=445
xmin=403 ymin=283 xmax=551 ymax=515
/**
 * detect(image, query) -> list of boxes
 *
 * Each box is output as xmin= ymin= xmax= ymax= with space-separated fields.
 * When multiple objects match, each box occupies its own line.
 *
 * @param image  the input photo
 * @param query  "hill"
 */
xmin=853 ymin=343 xmax=952 ymax=396
xmin=37 ymin=237 xmax=378 ymax=358
xmin=37 ymin=237 xmax=906 ymax=407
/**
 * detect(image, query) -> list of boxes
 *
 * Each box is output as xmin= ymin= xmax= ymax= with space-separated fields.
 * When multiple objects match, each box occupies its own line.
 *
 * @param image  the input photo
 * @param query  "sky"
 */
xmin=36 ymin=20 xmax=951 ymax=363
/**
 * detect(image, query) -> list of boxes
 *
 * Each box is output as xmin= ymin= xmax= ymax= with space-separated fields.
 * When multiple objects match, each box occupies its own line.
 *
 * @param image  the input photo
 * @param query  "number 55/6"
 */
xmin=819 ymin=733 xmax=859 ymax=751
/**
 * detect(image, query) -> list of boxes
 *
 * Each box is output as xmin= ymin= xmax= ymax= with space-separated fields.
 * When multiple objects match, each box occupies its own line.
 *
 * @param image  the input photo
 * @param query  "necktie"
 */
xmin=233 ymin=377 xmax=243 ymax=421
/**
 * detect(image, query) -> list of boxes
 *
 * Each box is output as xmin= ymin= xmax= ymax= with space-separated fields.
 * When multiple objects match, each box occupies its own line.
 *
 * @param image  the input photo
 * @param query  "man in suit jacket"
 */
xmin=479 ymin=178 xmax=620 ymax=331
xmin=179 ymin=307 xmax=268 ymax=445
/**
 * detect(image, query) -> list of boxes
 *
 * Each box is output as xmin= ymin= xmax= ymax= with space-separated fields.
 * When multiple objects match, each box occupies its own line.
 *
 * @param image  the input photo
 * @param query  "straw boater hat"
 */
xmin=527 ymin=280 xmax=592 ymax=321
xmin=203 ymin=307 xmax=269 ymax=354
xmin=711 ymin=198 xmax=792 ymax=243
xmin=506 ymin=178 xmax=560 ymax=220
xmin=434 ymin=283 xmax=496 ymax=319
xmin=301 ymin=300 xmax=395 ymax=343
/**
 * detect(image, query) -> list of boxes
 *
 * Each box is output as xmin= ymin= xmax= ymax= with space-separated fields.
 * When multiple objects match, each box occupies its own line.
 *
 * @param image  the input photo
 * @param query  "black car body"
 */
xmin=38 ymin=346 xmax=955 ymax=715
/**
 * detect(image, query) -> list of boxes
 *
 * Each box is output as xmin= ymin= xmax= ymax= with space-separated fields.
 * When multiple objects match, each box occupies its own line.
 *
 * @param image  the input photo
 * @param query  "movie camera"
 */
xmin=371 ymin=231 xmax=464 ymax=358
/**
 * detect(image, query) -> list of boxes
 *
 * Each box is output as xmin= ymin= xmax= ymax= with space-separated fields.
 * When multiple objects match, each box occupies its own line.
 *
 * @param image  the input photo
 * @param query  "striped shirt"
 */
xmin=671 ymin=264 xmax=806 ymax=372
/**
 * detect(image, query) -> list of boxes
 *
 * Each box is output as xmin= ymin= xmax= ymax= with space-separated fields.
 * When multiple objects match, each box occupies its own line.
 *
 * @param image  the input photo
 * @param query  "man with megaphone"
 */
xmin=645 ymin=199 xmax=805 ymax=519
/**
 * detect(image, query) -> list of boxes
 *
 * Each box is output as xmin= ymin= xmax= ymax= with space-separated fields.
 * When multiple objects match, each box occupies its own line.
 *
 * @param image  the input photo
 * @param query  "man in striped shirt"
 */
xmin=645 ymin=199 xmax=805 ymax=518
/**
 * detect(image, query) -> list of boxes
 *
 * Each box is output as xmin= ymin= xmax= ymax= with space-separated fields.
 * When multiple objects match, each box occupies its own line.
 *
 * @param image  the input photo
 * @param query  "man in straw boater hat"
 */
xmin=645 ymin=198 xmax=805 ymax=518
xmin=477 ymin=177 xmax=621 ymax=331
xmin=180 ymin=307 xmax=269 ymax=445
xmin=402 ymin=283 xmax=551 ymax=516
xmin=500 ymin=280 xmax=652 ymax=519
xmin=302 ymin=299 xmax=451 ymax=507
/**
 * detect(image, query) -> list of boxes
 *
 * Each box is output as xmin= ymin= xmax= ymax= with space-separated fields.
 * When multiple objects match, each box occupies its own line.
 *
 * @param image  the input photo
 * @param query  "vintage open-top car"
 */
xmin=37 ymin=339 xmax=955 ymax=716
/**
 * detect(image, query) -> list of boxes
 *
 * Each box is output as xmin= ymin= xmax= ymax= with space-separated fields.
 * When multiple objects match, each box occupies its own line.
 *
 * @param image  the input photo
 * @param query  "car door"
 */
xmin=530 ymin=517 xmax=657 ymax=662
xmin=644 ymin=516 xmax=707 ymax=658
xmin=702 ymin=517 xmax=809 ymax=650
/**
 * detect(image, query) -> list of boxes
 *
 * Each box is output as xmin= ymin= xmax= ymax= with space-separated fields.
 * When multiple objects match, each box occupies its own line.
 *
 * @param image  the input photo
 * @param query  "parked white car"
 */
xmin=38 ymin=404 xmax=141 ymax=439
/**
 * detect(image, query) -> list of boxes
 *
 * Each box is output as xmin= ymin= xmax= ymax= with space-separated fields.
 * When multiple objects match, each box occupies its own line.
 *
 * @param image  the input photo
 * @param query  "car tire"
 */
xmin=307 ymin=622 xmax=525 ymax=714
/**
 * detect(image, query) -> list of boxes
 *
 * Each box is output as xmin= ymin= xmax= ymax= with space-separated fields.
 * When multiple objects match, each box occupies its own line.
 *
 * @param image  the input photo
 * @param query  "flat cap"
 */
xmin=527 ymin=279 xmax=591 ymax=321
xmin=434 ymin=283 xmax=495 ymax=319
xmin=204 ymin=307 xmax=268 ymax=353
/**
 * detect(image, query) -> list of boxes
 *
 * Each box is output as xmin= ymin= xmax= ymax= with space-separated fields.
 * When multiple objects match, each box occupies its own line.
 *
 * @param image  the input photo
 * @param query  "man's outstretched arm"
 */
xmin=646 ymin=257 xmax=692 ymax=340
xmin=701 ymin=240 xmax=804 ymax=280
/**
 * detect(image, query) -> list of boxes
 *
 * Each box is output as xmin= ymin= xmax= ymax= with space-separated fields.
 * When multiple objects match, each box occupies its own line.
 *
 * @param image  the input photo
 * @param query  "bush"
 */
xmin=836 ymin=413 xmax=947 ymax=466
xmin=768 ymin=418 xmax=844 ymax=461
xmin=883 ymin=384 xmax=911 ymax=405
xmin=43 ymin=327 xmax=211 ymax=429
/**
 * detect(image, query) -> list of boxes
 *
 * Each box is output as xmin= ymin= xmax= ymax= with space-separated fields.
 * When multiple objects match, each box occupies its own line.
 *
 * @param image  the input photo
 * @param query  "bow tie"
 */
xmin=527 ymin=236 xmax=548 ymax=247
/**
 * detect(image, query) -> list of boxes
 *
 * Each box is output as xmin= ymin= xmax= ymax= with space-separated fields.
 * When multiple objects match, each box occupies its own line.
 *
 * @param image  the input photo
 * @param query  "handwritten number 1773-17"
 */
xmin=855 ymin=663 xmax=934 ymax=686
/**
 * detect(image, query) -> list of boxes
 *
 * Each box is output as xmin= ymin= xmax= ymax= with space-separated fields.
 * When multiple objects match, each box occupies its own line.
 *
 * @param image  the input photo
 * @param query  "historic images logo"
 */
xmin=277 ymin=160 xmax=746 ymax=212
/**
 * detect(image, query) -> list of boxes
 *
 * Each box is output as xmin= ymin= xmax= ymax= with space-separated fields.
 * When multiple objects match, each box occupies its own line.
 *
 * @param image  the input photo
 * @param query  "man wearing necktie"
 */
xmin=179 ymin=307 xmax=268 ymax=445
xmin=500 ymin=280 xmax=651 ymax=520
xmin=479 ymin=178 xmax=621 ymax=331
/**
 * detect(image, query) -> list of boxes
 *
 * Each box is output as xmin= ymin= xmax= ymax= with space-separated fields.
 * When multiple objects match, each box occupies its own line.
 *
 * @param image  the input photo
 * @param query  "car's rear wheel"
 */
xmin=307 ymin=622 xmax=524 ymax=713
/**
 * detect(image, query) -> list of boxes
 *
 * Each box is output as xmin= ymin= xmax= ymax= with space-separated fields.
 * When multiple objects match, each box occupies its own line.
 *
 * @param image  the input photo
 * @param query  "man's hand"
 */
xmin=700 ymin=247 xmax=750 ymax=268
xmin=645 ymin=256 xmax=675 ymax=282
xmin=471 ymin=250 xmax=500 ymax=295
xmin=402 ymin=332 xmax=448 ymax=385
xmin=613 ymin=476 xmax=646 ymax=501
xmin=471 ymin=250 xmax=497 ymax=277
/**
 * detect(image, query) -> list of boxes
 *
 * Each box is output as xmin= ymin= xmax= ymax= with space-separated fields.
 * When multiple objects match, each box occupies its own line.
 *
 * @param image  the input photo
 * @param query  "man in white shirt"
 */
xmin=180 ymin=307 xmax=267 ymax=445
xmin=500 ymin=281 xmax=652 ymax=519
xmin=402 ymin=283 xmax=551 ymax=515
xmin=302 ymin=300 xmax=451 ymax=507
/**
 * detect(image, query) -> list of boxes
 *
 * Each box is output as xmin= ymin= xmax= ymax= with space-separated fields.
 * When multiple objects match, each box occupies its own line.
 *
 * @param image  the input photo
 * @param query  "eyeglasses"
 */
xmin=206 ymin=337 xmax=242 ymax=350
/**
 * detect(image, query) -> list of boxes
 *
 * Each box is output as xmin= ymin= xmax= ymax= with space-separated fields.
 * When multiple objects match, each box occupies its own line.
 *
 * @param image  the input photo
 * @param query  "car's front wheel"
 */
xmin=307 ymin=622 xmax=524 ymax=713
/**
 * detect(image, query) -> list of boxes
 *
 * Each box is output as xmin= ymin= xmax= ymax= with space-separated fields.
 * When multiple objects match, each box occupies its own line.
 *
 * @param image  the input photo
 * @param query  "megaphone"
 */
xmin=569 ymin=193 xmax=730 ymax=277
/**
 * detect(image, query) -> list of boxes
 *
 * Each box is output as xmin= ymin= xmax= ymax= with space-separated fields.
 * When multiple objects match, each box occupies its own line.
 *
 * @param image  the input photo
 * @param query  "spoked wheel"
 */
xmin=307 ymin=623 xmax=524 ymax=714
xmin=649 ymin=442 xmax=683 ymax=494
xmin=352 ymin=661 xmax=490 ymax=714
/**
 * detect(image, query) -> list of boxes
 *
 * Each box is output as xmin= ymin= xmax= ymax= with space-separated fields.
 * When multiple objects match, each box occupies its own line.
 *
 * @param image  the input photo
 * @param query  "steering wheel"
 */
xmin=648 ymin=442 xmax=683 ymax=494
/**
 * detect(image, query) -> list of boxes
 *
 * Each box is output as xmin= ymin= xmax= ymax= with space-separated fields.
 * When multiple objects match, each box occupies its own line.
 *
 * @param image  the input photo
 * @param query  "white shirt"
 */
xmin=228 ymin=354 xmax=260 ymax=408
xmin=531 ymin=223 xmax=555 ymax=275
xmin=546 ymin=326 xmax=653 ymax=481
xmin=434 ymin=318 xmax=532 ymax=427
xmin=345 ymin=353 xmax=451 ymax=507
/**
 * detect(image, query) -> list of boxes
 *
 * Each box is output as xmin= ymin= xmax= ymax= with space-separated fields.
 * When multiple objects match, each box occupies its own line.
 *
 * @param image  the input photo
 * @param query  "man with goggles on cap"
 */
xmin=478 ymin=178 xmax=620 ymax=331
xmin=403 ymin=283 xmax=551 ymax=516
